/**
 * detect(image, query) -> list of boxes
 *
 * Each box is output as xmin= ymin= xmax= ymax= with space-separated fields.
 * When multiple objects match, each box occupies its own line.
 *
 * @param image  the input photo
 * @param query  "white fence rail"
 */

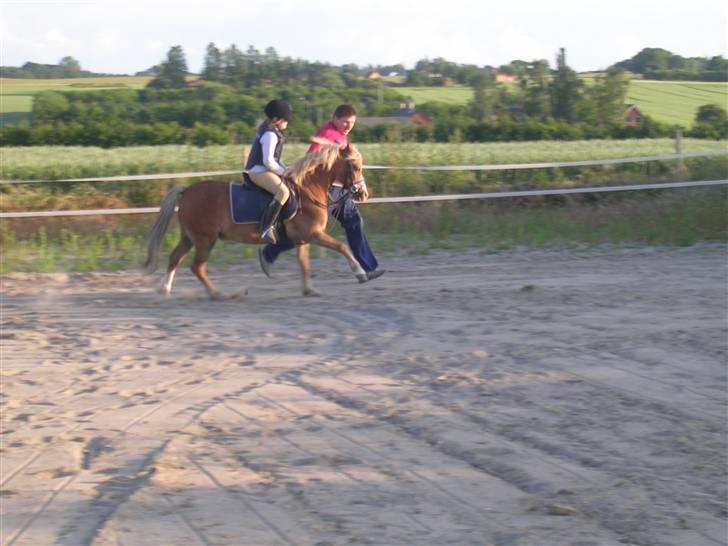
xmin=1 ymin=150 xmax=725 ymax=218
xmin=2 ymin=179 xmax=726 ymax=219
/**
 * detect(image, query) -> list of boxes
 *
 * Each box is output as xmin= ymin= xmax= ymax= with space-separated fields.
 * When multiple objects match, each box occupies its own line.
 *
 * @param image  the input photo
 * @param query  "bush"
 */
xmin=189 ymin=123 xmax=228 ymax=147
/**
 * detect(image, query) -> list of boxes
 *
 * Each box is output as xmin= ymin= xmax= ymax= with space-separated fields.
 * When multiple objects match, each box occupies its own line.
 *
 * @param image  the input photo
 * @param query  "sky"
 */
xmin=1 ymin=0 xmax=727 ymax=75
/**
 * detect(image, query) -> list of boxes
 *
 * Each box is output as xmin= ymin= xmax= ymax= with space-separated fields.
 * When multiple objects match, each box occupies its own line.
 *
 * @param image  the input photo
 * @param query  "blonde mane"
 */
xmin=287 ymin=144 xmax=361 ymax=187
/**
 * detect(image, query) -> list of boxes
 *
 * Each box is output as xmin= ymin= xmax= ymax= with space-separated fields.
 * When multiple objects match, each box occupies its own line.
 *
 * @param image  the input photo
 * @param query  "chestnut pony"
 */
xmin=144 ymin=143 xmax=368 ymax=299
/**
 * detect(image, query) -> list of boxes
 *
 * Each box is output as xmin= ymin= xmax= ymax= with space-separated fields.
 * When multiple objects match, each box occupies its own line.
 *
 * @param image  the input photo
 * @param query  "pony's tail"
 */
xmin=144 ymin=185 xmax=185 ymax=273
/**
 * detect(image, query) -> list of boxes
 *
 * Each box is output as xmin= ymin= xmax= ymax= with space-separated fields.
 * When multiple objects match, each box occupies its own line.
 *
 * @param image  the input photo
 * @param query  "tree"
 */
xmin=58 ymin=56 xmax=81 ymax=77
xmin=590 ymin=67 xmax=629 ymax=126
xmin=690 ymin=104 xmax=728 ymax=138
xmin=222 ymin=44 xmax=247 ymax=85
xmin=202 ymin=43 xmax=223 ymax=82
xmin=695 ymin=104 xmax=727 ymax=125
xmin=615 ymin=47 xmax=674 ymax=73
xmin=33 ymin=91 xmax=70 ymax=122
xmin=521 ymin=60 xmax=551 ymax=119
xmin=551 ymin=48 xmax=582 ymax=121
xmin=469 ymin=70 xmax=494 ymax=122
xmin=148 ymin=46 xmax=188 ymax=88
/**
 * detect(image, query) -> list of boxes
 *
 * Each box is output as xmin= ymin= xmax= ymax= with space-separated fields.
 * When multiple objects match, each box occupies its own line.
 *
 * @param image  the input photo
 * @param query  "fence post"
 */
xmin=674 ymin=129 xmax=683 ymax=180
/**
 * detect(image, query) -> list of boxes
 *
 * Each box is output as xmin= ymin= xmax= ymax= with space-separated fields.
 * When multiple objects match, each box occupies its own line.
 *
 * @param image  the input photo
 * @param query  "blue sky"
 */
xmin=1 ymin=0 xmax=726 ymax=74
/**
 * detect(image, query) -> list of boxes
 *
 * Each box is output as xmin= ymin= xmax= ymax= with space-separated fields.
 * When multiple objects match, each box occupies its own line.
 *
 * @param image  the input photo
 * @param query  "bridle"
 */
xmin=299 ymin=156 xmax=364 ymax=210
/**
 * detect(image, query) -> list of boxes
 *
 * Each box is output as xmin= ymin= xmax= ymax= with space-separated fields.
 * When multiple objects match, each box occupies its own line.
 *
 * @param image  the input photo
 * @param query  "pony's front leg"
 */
xmin=309 ymin=232 xmax=368 ymax=283
xmin=296 ymin=244 xmax=319 ymax=296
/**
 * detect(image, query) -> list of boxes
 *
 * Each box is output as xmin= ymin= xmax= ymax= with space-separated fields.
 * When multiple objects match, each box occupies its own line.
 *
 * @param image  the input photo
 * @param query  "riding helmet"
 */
xmin=264 ymin=99 xmax=292 ymax=121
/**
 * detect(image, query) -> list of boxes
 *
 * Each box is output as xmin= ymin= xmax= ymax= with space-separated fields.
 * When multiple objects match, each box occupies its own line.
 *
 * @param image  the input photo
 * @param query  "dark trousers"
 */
xmin=260 ymin=187 xmax=379 ymax=272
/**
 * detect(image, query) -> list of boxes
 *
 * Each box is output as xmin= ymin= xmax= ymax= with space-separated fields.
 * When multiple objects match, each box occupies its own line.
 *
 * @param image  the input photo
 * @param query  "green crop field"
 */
xmin=0 ymin=76 xmax=152 ymax=124
xmin=2 ymin=76 xmax=727 ymax=129
xmin=399 ymin=80 xmax=728 ymax=128
xmin=625 ymin=80 xmax=728 ymax=127
xmin=2 ymin=138 xmax=726 ymax=182
xmin=397 ymin=85 xmax=476 ymax=105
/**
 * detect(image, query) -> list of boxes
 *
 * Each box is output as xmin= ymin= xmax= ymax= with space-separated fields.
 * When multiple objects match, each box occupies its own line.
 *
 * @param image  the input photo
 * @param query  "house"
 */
xmin=487 ymin=67 xmax=517 ymax=83
xmin=357 ymin=104 xmax=432 ymax=127
xmin=495 ymin=73 xmax=516 ymax=83
xmin=366 ymin=71 xmax=382 ymax=80
xmin=623 ymin=104 xmax=643 ymax=126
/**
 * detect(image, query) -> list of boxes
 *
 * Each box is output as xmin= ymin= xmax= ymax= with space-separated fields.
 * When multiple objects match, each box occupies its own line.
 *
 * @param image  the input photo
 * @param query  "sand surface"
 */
xmin=1 ymin=246 xmax=726 ymax=546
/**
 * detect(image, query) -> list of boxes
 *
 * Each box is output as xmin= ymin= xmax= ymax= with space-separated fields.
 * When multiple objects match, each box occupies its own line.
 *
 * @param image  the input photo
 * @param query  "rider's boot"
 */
xmin=259 ymin=200 xmax=283 ymax=244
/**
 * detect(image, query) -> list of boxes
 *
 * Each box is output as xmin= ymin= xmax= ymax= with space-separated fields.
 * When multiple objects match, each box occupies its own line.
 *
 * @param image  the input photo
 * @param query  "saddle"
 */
xmin=229 ymin=174 xmax=299 ymax=227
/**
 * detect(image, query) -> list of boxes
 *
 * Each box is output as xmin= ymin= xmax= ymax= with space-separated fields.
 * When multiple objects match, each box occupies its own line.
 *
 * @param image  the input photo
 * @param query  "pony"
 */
xmin=144 ymin=143 xmax=368 ymax=299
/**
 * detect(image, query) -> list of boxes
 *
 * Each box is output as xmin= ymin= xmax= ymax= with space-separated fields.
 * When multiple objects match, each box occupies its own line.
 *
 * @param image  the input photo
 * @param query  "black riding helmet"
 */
xmin=264 ymin=99 xmax=292 ymax=121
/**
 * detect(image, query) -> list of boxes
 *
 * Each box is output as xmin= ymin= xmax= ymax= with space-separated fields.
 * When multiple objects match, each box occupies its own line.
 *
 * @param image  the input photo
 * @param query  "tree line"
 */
xmin=612 ymin=48 xmax=728 ymax=81
xmin=1 ymin=46 xmax=726 ymax=147
xmin=1 ymin=57 xmax=116 ymax=79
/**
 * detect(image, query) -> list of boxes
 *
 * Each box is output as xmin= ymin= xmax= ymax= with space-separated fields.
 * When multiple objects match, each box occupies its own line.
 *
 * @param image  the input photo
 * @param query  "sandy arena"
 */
xmin=1 ymin=246 xmax=726 ymax=546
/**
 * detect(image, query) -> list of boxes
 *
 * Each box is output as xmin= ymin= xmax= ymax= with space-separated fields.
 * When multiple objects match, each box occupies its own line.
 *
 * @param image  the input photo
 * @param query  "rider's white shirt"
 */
xmin=249 ymin=131 xmax=286 ymax=176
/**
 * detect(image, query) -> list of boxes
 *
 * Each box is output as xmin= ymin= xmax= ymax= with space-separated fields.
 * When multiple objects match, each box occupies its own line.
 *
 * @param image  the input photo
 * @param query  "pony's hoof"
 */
xmin=156 ymin=285 xmax=170 ymax=296
xmin=231 ymin=289 xmax=248 ymax=299
xmin=209 ymin=292 xmax=226 ymax=301
xmin=357 ymin=274 xmax=368 ymax=284
xmin=303 ymin=287 xmax=320 ymax=297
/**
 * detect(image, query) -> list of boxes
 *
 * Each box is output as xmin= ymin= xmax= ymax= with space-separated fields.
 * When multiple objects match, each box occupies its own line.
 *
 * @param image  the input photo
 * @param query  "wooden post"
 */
xmin=674 ymin=129 xmax=683 ymax=180
xmin=240 ymin=145 xmax=249 ymax=169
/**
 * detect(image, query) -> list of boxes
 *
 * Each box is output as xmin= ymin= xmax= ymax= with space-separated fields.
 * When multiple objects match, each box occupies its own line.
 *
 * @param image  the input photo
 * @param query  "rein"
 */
xmin=294 ymin=157 xmax=359 ymax=210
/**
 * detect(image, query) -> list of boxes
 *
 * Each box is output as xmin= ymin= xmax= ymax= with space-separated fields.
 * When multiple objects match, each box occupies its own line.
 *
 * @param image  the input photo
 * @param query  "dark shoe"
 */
xmin=366 ymin=269 xmax=385 ymax=281
xmin=259 ymin=200 xmax=282 ymax=244
xmin=258 ymin=247 xmax=272 ymax=278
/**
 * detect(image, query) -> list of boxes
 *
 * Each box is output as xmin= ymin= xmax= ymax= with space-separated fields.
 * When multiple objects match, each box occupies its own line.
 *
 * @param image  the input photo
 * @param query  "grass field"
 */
xmin=625 ymin=81 xmax=728 ymax=127
xmin=400 ymin=80 xmax=728 ymax=128
xmin=0 ymin=76 xmax=152 ymax=125
xmin=398 ymin=85 xmax=475 ymax=105
xmin=1 ymin=139 xmax=725 ymax=221
xmin=1 ymin=76 xmax=727 ymax=129
xmin=2 ymin=138 xmax=726 ymax=182
xmin=2 ymin=186 xmax=725 ymax=273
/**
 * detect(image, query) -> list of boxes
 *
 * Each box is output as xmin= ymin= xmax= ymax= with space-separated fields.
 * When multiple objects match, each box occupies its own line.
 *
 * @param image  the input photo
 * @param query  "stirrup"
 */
xmin=259 ymin=200 xmax=282 ymax=244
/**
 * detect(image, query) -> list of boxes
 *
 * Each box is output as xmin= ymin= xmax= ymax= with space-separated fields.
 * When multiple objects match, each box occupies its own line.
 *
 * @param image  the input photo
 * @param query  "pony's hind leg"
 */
xmin=190 ymin=237 xmax=224 ymax=299
xmin=159 ymin=235 xmax=192 ymax=296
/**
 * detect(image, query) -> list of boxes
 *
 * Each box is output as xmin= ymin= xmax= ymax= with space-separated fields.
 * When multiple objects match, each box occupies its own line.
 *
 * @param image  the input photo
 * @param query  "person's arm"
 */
xmin=352 ymin=178 xmax=369 ymax=202
xmin=260 ymin=131 xmax=286 ymax=175
xmin=308 ymin=126 xmax=345 ymax=153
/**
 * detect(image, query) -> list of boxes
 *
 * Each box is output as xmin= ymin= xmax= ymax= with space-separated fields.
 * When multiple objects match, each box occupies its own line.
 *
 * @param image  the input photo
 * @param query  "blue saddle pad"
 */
xmin=229 ymin=181 xmax=297 ymax=224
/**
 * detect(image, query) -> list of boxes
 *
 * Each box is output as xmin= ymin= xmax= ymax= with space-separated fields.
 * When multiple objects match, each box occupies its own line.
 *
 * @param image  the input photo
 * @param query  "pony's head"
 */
xmin=287 ymin=143 xmax=364 ymax=190
xmin=336 ymin=143 xmax=364 ymax=190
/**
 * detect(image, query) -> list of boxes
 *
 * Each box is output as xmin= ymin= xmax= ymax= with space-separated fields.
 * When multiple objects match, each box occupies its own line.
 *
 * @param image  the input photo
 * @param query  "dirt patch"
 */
xmin=1 ymin=246 xmax=726 ymax=545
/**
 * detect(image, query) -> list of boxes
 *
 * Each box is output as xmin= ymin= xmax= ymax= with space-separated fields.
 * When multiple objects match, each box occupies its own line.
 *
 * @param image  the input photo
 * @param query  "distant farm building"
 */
xmin=357 ymin=104 xmax=432 ymax=127
xmin=487 ymin=67 xmax=517 ymax=83
xmin=623 ymin=104 xmax=643 ymax=126
xmin=427 ymin=73 xmax=456 ymax=86
xmin=495 ymin=73 xmax=516 ymax=83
